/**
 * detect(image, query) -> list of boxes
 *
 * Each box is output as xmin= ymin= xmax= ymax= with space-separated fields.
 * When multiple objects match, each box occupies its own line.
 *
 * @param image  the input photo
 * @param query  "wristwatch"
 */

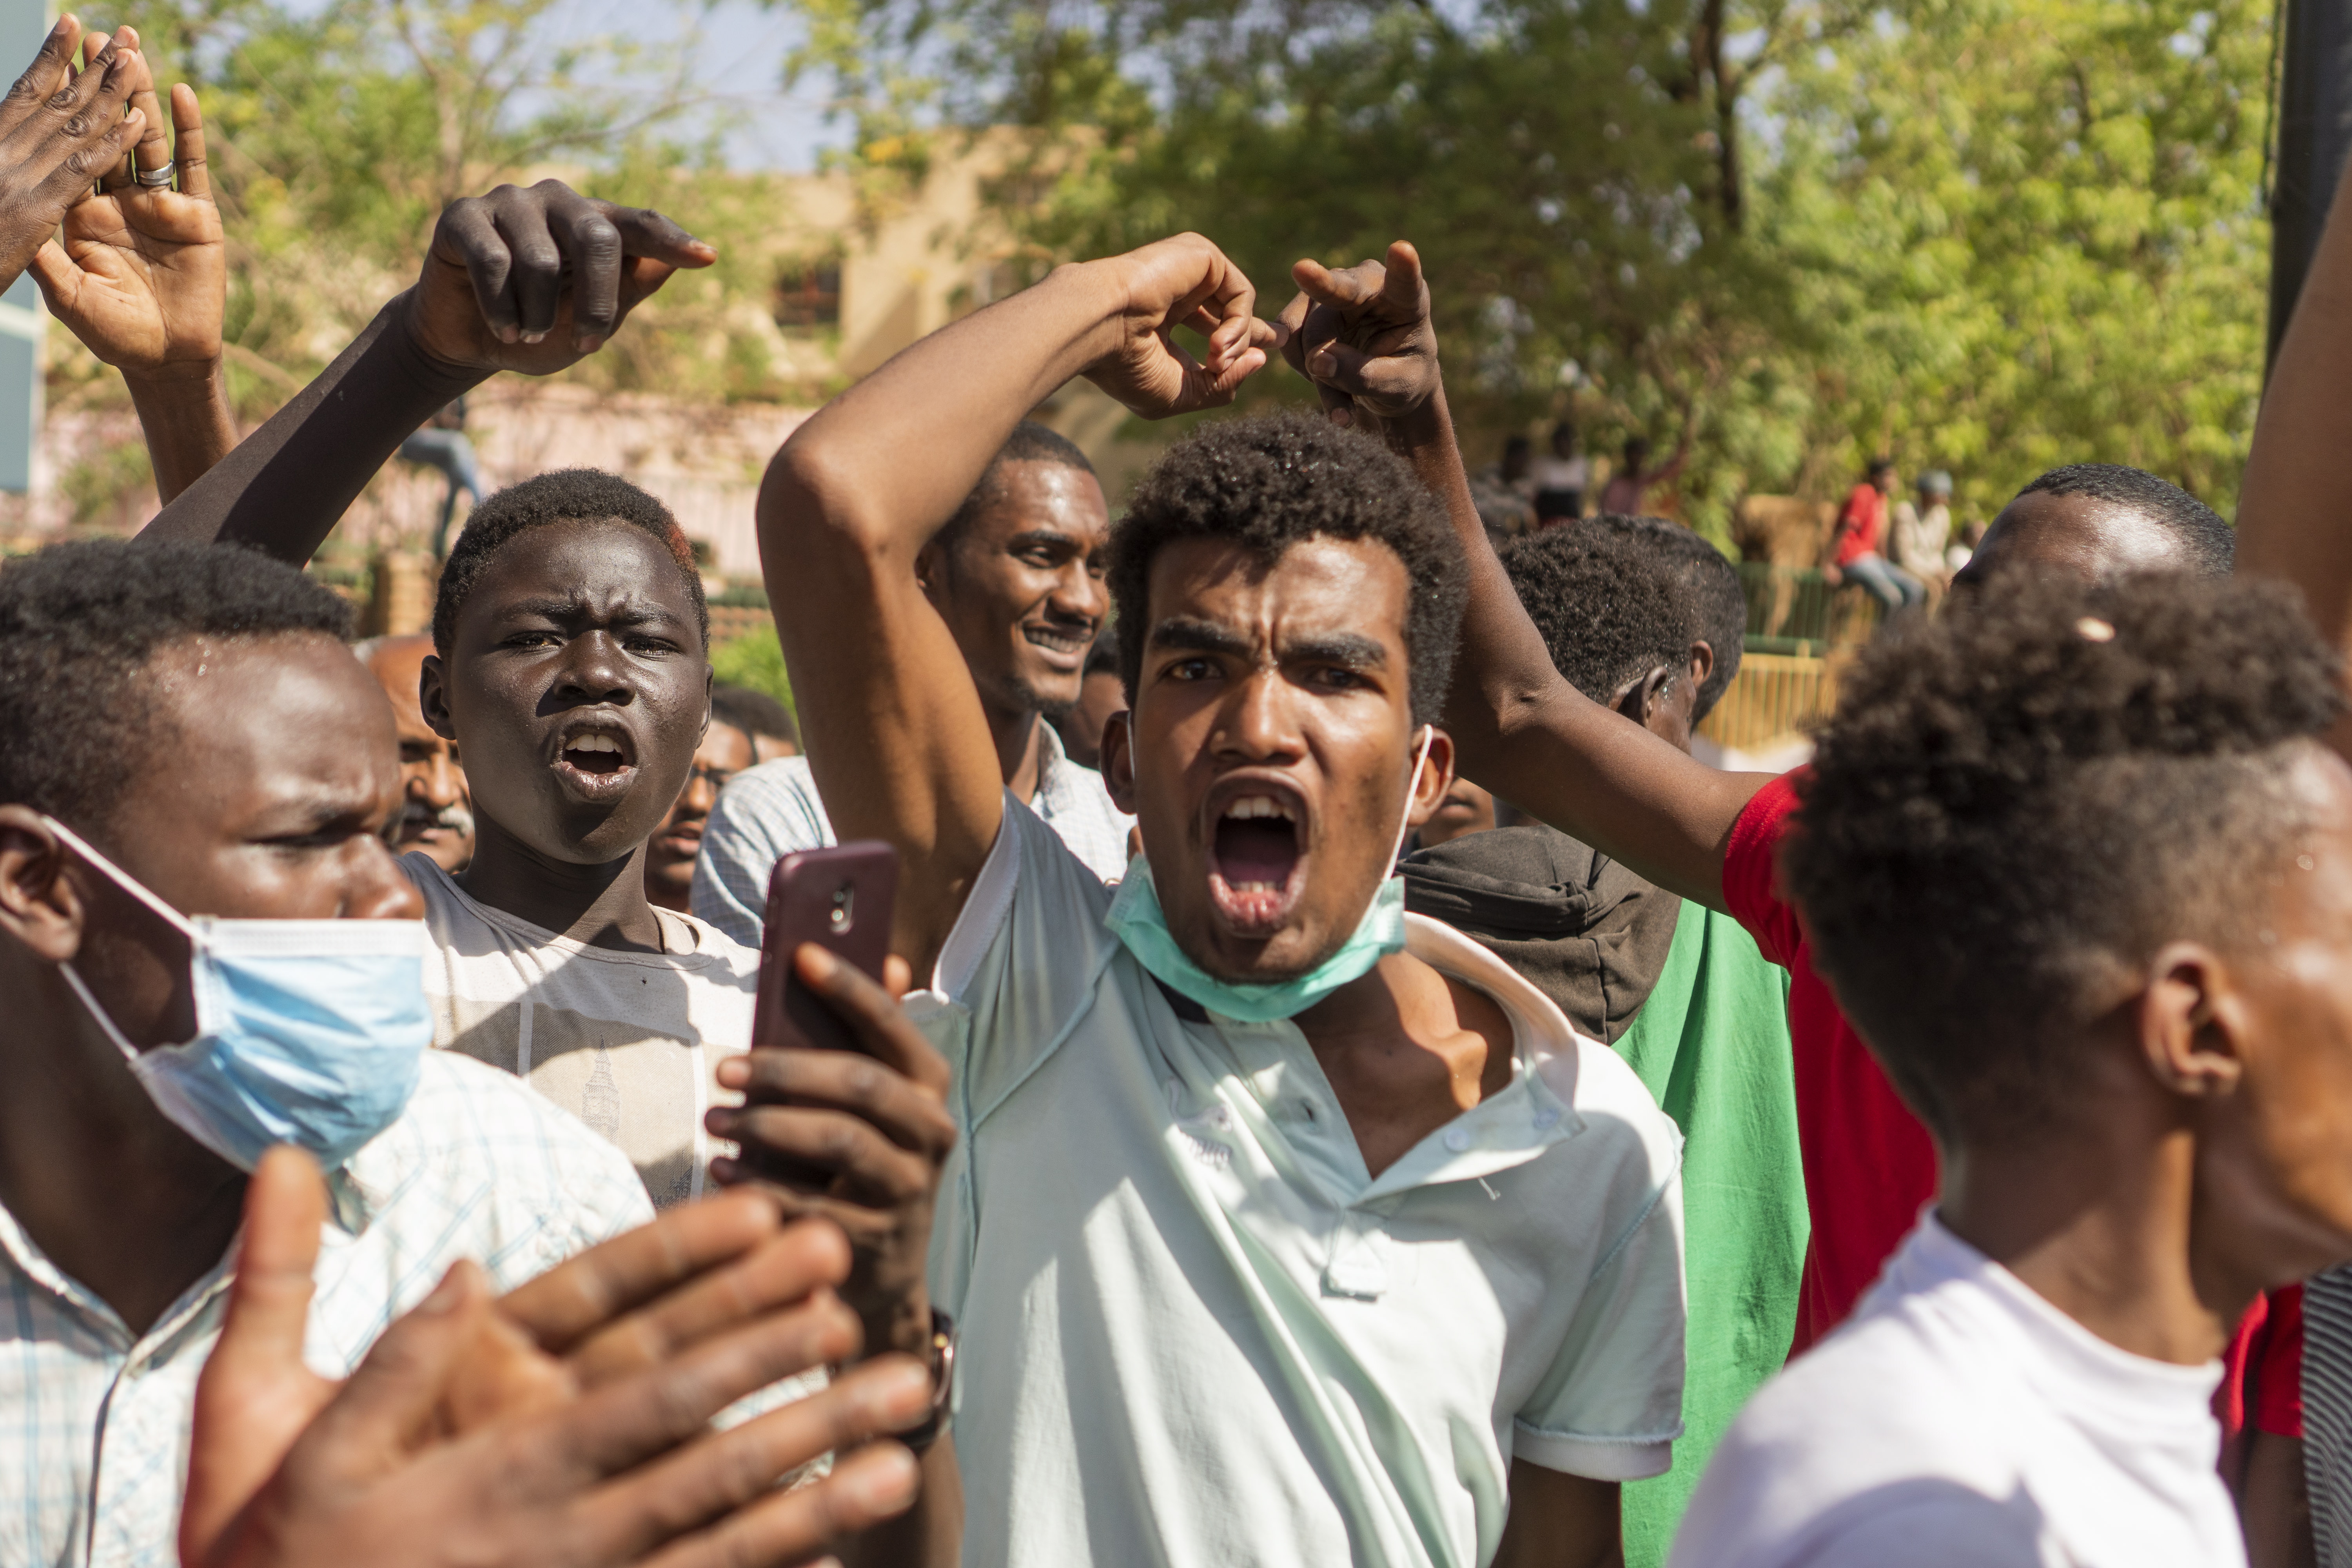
xmin=902 ymin=1308 xmax=956 ymax=1453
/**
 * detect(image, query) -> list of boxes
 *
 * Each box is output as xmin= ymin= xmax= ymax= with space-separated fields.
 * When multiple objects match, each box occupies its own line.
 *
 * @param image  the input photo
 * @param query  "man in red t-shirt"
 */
xmin=1444 ymin=459 xmax=2239 ymax=1353
xmin=1821 ymin=459 xmax=1924 ymax=626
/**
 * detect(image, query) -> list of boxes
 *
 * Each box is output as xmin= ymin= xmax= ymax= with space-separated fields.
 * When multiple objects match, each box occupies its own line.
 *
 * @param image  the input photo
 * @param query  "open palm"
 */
xmin=34 ymin=74 xmax=221 ymax=381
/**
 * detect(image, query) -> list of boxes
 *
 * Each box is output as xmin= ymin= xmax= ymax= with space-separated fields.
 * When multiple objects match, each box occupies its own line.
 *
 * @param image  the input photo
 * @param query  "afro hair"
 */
xmin=0 ymin=539 xmax=353 ymax=836
xmin=1784 ymin=570 xmax=2344 ymax=1142
xmin=1106 ymin=410 xmax=1466 ymax=724
xmin=433 ymin=468 xmax=707 ymax=657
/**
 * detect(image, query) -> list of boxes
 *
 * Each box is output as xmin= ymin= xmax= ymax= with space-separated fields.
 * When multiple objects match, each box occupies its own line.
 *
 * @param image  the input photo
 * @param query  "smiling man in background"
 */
xmin=356 ymin=633 xmax=475 ymax=873
xmin=694 ymin=420 xmax=1134 ymax=948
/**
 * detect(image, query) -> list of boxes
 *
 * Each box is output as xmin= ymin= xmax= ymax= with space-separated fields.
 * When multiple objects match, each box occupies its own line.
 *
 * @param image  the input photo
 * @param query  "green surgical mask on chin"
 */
xmin=1101 ymin=726 xmax=1432 ymax=1024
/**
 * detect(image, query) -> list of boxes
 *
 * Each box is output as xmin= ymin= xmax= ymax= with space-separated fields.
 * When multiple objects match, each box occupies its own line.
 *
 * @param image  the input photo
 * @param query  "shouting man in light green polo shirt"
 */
xmin=750 ymin=233 xmax=1688 ymax=1567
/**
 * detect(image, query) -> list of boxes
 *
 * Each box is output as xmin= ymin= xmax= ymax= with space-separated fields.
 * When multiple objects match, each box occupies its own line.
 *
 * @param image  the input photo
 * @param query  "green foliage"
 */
xmin=710 ymin=623 xmax=798 ymax=716
xmin=48 ymin=0 xmax=826 ymax=421
xmin=785 ymin=0 xmax=2272 ymax=525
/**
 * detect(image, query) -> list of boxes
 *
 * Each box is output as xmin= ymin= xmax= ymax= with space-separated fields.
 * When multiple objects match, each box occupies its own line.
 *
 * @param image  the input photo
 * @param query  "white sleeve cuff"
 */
xmin=1513 ymin=1422 xmax=1676 ymax=1481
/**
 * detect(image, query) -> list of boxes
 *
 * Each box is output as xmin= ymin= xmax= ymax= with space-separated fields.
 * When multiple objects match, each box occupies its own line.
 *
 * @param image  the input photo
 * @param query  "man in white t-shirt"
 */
xmin=1665 ymin=568 xmax=2352 ymax=1568
xmin=693 ymin=420 xmax=1132 ymax=949
xmin=751 ymin=233 xmax=1685 ymax=1564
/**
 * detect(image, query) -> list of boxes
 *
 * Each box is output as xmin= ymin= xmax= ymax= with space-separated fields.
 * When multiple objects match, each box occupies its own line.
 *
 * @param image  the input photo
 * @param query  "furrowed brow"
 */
xmin=1281 ymin=631 xmax=1389 ymax=670
xmin=1147 ymin=617 xmax=1254 ymax=659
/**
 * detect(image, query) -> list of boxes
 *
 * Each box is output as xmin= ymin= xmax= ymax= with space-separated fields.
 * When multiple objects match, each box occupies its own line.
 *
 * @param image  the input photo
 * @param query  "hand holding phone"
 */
xmin=714 ymin=842 xmax=956 ymax=1360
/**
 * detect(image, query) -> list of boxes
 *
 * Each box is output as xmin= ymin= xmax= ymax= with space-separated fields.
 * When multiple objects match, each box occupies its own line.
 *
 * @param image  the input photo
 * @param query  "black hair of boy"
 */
xmin=1499 ymin=521 xmax=1692 ymax=709
xmin=432 ymin=468 xmax=709 ymax=656
xmin=1591 ymin=514 xmax=1748 ymax=719
xmin=0 ymin=539 xmax=350 ymax=828
xmin=1784 ymin=572 xmax=2343 ymax=1142
xmin=1106 ymin=409 xmax=1468 ymax=723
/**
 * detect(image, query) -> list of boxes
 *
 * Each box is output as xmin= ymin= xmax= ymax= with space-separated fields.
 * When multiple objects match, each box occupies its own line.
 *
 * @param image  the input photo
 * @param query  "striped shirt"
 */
xmin=0 ymin=1051 xmax=653 ymax=1568
xmin=2304 ymin=1268 xmax=2352 ymax=1566
xmin=691 ymin=724 xmax=1135 ymax=948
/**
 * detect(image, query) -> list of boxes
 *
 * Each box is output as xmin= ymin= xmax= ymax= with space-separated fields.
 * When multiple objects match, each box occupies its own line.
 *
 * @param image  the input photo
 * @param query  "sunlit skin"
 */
xmin=362 ymin=633 xmax=474 ymax=873
xmin=1953 ymin=491 xmax=2200 ymax=593
xmin=1610 ymin=641 xmax=1713 ymax=755
xmin=1102 ymin=534 xmax=1444 ymax=979
xmin=0 ymin=632 xmax=415 ymax=1334
xmin=1056 ymin=666 xmax=1127 ymax=770
xmin=643 ymin=721 xmax=753 ymax=912
xmin=1938 ymin=748 xmax=2352 ymax=1366
xmin=1099 ymin=534 xmax=1519 ymax=1178
xmin=419 ymin=519 xmax=710 ymax=952
xmin=918 ymin=459 xmax=1110 ymax=793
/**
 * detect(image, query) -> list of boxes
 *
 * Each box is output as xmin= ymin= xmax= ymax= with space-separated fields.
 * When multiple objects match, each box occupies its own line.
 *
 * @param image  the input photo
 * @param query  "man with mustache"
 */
xmin=355 ymin=634 xmax=475 ymax=873
xmin=693 ymin=420 xmax=1134 ymax=948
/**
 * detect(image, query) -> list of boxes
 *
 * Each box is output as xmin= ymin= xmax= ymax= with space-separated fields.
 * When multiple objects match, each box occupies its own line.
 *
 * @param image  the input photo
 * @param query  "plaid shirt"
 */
xmin=0 ymin=1052 xmax=654 ymax=1568
xmin=691 ymin=726 xmax=1136 ymax=949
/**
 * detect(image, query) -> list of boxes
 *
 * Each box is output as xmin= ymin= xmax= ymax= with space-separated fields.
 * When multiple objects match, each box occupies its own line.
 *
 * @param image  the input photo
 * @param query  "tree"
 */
xmin=785 ymin=0 xmax=2272 ymax=533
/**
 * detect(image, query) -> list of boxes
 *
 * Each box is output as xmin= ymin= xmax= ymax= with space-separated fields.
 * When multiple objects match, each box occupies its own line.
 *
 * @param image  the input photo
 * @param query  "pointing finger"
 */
xmin=1380 ymin=240 xmax=1426 ymax=313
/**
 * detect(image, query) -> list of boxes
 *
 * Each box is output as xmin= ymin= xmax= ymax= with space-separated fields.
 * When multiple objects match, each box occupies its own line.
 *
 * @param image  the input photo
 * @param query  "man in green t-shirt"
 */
xmin=1401 ymin=517 xmax=1805 ymax=1565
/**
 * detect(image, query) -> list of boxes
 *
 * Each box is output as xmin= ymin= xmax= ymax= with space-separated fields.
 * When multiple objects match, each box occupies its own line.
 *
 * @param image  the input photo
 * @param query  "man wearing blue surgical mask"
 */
xmin=0 ymin=538 xmax=655 ymax=1567
xmin=754 ymin=236 xmax=1687 ymax=1566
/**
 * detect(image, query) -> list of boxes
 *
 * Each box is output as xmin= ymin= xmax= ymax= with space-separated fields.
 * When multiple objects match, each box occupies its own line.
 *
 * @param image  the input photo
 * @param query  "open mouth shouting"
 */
xmin=1207 ymin=780 xmax=1308 ymax=936
xmin=551 ymin=717 xmax=641 ymax=806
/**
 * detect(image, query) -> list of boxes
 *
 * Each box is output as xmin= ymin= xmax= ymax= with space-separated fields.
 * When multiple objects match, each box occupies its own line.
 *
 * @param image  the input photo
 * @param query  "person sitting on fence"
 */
xmin=1822 ymin=457 xmax=1926 ymax=624
xmin=1397 ymin=512 xmax=1800 ymax=1567
xmin=1889 ymin=468 xmax=1956 ymax=597
xmin=693 ymin=419 xmax=1137 ymax=949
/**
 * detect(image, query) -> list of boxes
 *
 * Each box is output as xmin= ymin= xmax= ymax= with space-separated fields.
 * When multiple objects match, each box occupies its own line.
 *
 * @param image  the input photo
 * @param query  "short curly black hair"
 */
xmin=2013 ymin=463 xmax=2234 ymax=577
xmin=1107 ymin=411 xmax=1466 ymax=724
xmin=1784 ymin=571 xmax=2345 ymax=1142
xmin=1501 ymin=524 xmax=1687 ymax=707
xmin=1608 ymin=516 xmax=1748 ymax=719
xmin=0 ymin=539 xmax=353 ymax=839
xmin=433 ymin=469 xmax=707 ymax=658
xmin=938 ymin=420 xmax=1097 ymax=555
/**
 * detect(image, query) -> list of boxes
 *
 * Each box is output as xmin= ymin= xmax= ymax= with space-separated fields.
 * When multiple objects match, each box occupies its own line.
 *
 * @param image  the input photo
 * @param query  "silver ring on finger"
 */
xmin=133 ymin=163 xmax=172 ymax=188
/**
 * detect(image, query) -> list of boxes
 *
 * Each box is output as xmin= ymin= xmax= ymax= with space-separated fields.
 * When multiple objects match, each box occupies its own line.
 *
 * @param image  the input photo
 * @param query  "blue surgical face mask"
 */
xmin=42 ymin=815 xmax=430 ymax=1172
xmin=1104 ymin=727 xmax=1432 ymax=1023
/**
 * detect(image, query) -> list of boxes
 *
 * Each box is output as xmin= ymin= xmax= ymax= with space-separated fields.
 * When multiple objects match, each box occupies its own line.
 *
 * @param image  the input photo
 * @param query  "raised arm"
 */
xmin=35 ymin=44 xmax=235 ymax=501
xmin=2239 ymin=154 xmax=2352 ymax=759
xmin=757 ymin=235 xmax=1273 ymax=972
xmin=137 ymin=181 xmax=713 ymax=563
xmin=1279 ymin=242 xmax=1766 ymax=909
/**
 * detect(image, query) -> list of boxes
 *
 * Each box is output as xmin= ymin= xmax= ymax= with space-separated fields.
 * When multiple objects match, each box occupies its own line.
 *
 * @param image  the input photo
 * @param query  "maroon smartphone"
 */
xmin=751 ymin=840 xmax=900 ymax=1054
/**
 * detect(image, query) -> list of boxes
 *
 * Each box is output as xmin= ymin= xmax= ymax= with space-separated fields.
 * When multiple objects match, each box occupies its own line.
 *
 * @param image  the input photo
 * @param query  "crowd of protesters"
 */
xmin=7 ymin=13 xmax=2352 ymax=1568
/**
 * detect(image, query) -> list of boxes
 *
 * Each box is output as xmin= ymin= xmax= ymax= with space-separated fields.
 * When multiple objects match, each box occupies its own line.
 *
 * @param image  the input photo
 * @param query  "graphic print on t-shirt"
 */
xmin=443 ymin=993 xmax=715 ymax=1208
